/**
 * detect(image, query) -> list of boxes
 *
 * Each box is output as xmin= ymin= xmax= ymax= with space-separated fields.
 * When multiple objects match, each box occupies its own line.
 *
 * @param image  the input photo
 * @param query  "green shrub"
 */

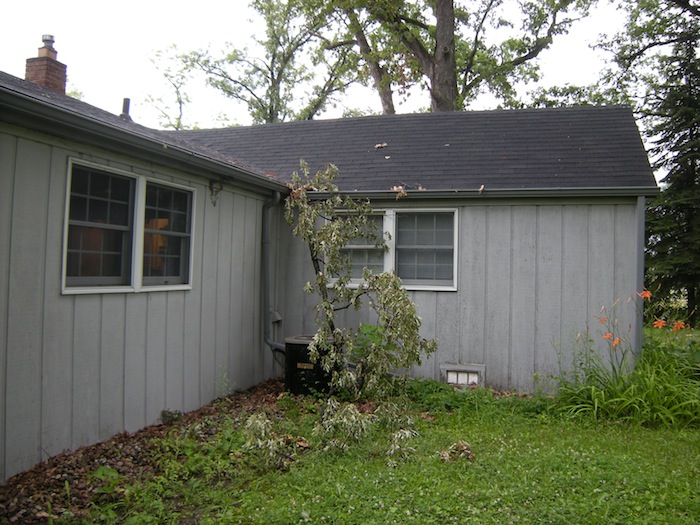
xmin=554 ymin=325 xmax=700 ymax=427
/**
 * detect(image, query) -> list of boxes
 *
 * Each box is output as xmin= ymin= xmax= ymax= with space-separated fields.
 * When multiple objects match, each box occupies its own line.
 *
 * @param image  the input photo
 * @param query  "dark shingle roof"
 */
xmin=0 ymin=71 xmax=284 ymax=191
xmin=1 ymin=67 xmax=656 ymax=197
xmin=172 ymin=106 xmax=657 ymax=195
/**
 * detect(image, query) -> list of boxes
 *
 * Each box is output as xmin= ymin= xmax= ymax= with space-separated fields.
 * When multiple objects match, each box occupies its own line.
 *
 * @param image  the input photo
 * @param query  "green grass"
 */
xmin=72 ymin=380 xmax=700 ymax=525
xmin=46 ymin=328 xmax=699 ymax=524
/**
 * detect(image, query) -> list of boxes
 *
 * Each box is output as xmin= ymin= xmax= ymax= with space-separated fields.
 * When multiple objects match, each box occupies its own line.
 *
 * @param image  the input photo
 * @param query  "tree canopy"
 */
xmin=636 ymin=3 xmax=700 ymax=323
xmin=180 ymin=0 xmax=359 ymax=124
xmin=334 ymin=0 xmax=597 ymax=112
xmin=158 ymin=0 xmax=599 ymax=123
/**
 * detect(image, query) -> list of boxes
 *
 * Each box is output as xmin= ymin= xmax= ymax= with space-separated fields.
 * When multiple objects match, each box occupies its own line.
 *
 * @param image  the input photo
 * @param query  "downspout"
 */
xmin=633 ymin=195 xmax=647 ymax=358
xmin=263 ymin=190 xmax=286 ymax=355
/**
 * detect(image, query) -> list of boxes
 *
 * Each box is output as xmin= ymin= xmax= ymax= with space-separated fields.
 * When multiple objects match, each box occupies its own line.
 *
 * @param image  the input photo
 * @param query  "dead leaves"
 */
xmin=0 ymin=378 xmax=285 ymax=524
xmin=438 ymin=440 xmax=476 ymax=463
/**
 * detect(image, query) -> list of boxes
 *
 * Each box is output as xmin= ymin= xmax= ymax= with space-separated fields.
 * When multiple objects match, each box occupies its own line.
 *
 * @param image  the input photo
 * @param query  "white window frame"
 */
xmin=340 ymin=208 xmax=458 ymax=291
xmin=61 ymin=159 xmax=195 ymax=294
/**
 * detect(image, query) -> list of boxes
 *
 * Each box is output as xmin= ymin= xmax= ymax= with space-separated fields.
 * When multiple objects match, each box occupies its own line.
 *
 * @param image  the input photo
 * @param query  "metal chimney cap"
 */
xmin=41 ymin=35 xmax=55 ymax=47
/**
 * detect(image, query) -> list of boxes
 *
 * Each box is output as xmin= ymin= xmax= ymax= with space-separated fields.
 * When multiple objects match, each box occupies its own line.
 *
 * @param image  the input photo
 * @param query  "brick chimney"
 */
xmin=25 ymin=35 xmax=67 ymax=94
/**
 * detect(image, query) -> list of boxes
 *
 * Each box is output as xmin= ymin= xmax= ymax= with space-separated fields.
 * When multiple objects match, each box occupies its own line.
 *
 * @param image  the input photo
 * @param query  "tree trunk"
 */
xmin=346 ymin=9 xmax=396 ymax=114
xmin=430 ymin=0 xmax=458 ymax=111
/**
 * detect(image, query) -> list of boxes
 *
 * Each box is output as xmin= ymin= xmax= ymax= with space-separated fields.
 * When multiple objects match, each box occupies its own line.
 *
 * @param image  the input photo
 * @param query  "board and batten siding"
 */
xmin=441 ymin=202 xmax=643 ymax=392
xmin=0 ymin=124 xmax=278 ymax=481
xmin=277 ymin=199 xmax=644 ymax=393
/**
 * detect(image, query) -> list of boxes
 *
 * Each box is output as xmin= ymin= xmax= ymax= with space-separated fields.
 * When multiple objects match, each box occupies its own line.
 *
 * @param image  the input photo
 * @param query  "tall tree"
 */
xmin=645 ymin=21 xmax=700 ymax=323
xmin=590 ymin=0 xmax=699 ymax=322
xmin=330 ymin=0 xmax=596 ymax=112
xmin=147 ymin=46 xmax=194 ymax=130
xmin=182 ymin=0 xmax=359 ymax=123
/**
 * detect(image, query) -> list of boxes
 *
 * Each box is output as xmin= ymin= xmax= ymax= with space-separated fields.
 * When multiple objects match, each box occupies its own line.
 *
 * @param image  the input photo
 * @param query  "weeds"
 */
xmin=242 ymin=413 xmax=301 ymax=471
xmin=554 ymin=298 xmax=700 ymax=428
xmin=37 ymin=376 xmax=698 ymax=524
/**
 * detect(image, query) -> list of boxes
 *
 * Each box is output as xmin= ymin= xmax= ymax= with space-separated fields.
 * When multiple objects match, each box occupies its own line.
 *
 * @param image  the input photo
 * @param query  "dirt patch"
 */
xmin=0 ymin=378 xmax=285 ymax=524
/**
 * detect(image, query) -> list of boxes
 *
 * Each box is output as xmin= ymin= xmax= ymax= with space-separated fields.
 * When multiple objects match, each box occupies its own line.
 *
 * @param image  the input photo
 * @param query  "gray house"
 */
xmin=176 ymin=108 xmax=658 ymax=392
xmin=0 ymin=40 xmax=657 ymax=481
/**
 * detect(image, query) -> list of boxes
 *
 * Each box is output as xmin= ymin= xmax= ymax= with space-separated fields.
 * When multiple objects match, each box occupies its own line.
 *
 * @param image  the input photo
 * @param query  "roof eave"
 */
xmin=0 ymin=87 xmax=288 ymax=194
xmin=325 ymin=186 xmax=660 ymax=200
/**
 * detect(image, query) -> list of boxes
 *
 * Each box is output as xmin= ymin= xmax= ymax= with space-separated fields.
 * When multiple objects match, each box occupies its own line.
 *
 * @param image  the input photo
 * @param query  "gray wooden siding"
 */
xmin=276 ymin=200 xmax=643 ymax=394
xmin=0 ymin=125 xmax=279 ymax=481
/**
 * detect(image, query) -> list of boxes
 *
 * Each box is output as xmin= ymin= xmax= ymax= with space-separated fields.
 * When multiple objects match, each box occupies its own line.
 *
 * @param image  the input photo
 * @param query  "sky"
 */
xmin=1 ymin=0 xmax=626 ymax=130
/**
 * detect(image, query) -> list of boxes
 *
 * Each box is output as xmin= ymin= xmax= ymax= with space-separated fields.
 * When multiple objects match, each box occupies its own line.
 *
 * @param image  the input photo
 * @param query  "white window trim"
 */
xmin=61 ymin=159 xmax=195 ymax=295
xmin=339 ymin=208 xmax=458 ymax=292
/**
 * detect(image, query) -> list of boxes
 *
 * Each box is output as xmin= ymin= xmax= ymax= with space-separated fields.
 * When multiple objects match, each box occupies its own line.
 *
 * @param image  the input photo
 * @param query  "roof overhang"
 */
xmin=0 ymin=86 xmax=288 ymax=195
xmin=308 ymin=186 xmax=660 ymax=202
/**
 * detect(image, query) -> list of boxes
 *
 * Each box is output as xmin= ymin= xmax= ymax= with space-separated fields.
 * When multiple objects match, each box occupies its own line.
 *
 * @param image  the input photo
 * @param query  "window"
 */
xmin=143 ymin=183 xmax=192 ymax=285
xmin=341 ymin=210 xmax=457 ymax=290
xmin=340 ymin=215 xmax=385 ymax=279
xmin=64 ymin=162 xmax=193 ymax=292
xmin=66 ymin=166 xmax=135 ymax=286
xmin=396 ymin=212 xmax=454 ymax=286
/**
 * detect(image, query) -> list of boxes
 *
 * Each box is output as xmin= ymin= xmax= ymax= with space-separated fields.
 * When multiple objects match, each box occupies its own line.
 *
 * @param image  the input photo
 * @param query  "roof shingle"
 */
xmin=171 ymin=107 xmax=657 ymax=194
xmin=1 ymin=68 xmax=656 ymax=197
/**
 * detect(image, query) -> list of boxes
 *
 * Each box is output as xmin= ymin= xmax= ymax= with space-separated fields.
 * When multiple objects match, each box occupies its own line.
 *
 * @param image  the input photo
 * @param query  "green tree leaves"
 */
xmin=596 ymin=0 xmax=700 ymax=323
xmin=181 ymin=0 xmax=359 ymax=123
xmin=284 ymin=163 xmax=436 ymax=400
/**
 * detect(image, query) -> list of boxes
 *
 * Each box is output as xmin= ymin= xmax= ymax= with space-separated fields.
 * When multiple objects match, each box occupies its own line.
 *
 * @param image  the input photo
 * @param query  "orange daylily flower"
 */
xmin=599 ymin=316 xmax=608 ymax=324
xmin=637 ymin=290 xmax=652 ymax=301
xmin=603 ymin=332 xmax=614 ymax=340
xmin=612 ymin=337 xmax=622 ymax=348
xmin=653 ymin=319 xmax=667 ymax=329
xmin=672 ymin=321 xmax=687 ymax=332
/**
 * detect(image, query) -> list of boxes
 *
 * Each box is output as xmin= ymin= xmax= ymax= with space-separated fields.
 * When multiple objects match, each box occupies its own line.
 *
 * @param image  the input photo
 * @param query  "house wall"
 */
xmin=0 ymin=123 xmax=280 ymax=481
xmin=275 ymin=198 xmax=644 ymax=393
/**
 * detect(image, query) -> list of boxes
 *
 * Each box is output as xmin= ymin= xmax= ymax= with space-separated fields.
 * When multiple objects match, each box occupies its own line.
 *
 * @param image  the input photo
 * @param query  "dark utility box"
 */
xmin=284 ymin=335 xmax=330 ymax=395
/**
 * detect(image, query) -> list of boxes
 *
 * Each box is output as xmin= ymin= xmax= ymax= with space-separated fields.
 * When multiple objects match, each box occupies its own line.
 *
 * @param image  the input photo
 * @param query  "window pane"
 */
xmin=173 ymin=191 xmax=189 ymax=212
xmin=90 ymin=171 xmax=110 ymax=199
xmin=158 ymin=187 xmax=173 ymax=209
xmin=110 ymin=176 xmax=132 ymax=203
xmin=143 ymin=182 xmax=192 ymax=285
xmin=71 ymin=168 xmax=89 ymax=195
xmin=171 ymin=211 xmax=188 ymax=233
xmin=80 ymin=253 xmax=102 ymax=276
xmin=164 ymin=256 xmax=181 ymax=277
xmin=416 ymin=229 xmax=435 ymax=245
xmin=69 ymin=196 xmax=87 ymax=221
xmin=102 ymin=229 xmax=123 ymax=252
xmin=87 ymin=199 xmax=109 ymax=223
xmin=435 ymin=229 xmax=453 ymax=245
xmin=109 ymin=202 xmax=129 ymax=226
xmin=435 ymin=213 xmax=453 ymax=229
xmin=65 ymin=167 xmax=134 ymax=286
xmin=338 ymin=215 xmax=384 ymax=279
xmin=397 ymin=214 xmax=416 ymax=245
xmin=101 ymin=253 xmax=122 ymax=277
xmin=66 ymin=252 xmax=80 ymax=277
xmin=396 ymin=212 xmax=454 ymax=285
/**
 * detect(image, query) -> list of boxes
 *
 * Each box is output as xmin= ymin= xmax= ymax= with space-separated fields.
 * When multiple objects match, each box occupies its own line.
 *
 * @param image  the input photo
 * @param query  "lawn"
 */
xmin=3 ymin=375 xmax=697 ymax=525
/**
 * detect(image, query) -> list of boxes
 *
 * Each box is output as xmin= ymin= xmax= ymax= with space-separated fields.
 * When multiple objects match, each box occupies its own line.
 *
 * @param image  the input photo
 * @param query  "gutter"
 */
xmin=310 ymin=186 xmax=660 ymax=200
xmin=262 ymin=191 xmax=286 ymax=356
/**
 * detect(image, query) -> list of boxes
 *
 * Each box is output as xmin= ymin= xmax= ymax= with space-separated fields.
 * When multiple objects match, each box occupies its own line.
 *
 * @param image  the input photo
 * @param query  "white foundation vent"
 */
xmin=440 ymin=364 xmax=485 ymax=387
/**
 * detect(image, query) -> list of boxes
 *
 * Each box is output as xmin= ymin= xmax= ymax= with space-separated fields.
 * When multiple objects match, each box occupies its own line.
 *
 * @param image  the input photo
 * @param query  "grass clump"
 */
xmin=554 ymin=324 xmax=700 ymax=428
